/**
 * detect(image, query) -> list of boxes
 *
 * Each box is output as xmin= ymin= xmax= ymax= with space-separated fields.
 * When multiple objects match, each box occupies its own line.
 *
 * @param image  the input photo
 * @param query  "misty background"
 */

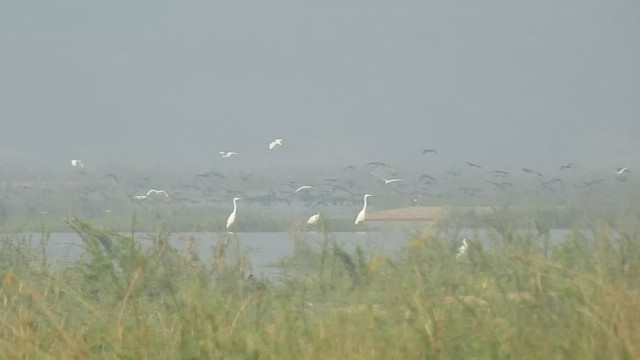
xmin=2 ymin=3 xmax=639 ymax=174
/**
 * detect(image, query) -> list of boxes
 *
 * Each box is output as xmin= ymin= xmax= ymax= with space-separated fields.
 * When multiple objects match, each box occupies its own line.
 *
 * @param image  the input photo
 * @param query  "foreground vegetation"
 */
xmin=0 ymin=213 xmax=639 ymax=359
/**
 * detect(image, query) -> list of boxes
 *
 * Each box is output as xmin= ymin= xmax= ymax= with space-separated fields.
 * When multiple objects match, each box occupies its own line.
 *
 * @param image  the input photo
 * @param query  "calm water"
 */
xmin=9 ymin=227 xmax=583 ymax=276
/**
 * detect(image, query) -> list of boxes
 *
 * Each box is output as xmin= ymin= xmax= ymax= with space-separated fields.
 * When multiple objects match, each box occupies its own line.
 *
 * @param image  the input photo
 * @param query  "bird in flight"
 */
xmin=295 ymin=185 xmax=314 ymax=193
xmin=422 ymin=148 xmax=437 ymax=155
xmin=560 ymin=163 xmax=573 ymax=171
xmin=466 ymin=162 xmax=482 ymax=169
xmin=370 ymin=172 xmax=405 ymax=185
xmin=522 ymin=168 xmax=542 ymax=176
xmin=584 ymin=179 xmax=606 ymax=186
xmin=616 ymin=167 xmax=630 ymax=175
xmin=71 ymin=160 xmax=84 ymax=168
xmin=343 ymin=165 xmax=357 ymax=172
xmin=269 ymin=139 xmax=283 ymax=150
xmin=490 ymin=170 xmax=509 ymax=177
xmin=615 ymin=167 xmax=630 ymax=181
xmin=219 ymin=152 xmax=238 ymax=158
xmin=146 ymin=189 xmax=169 ymax=198
xmin=419 ymin=174 xmax=435 ymax=183
xmin=103 ymin=174 xmax=119 ymax=182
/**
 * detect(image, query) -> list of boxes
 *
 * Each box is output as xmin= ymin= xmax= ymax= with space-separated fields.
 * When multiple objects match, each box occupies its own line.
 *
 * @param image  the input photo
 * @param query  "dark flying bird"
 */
xmin=422 ymin=148 xmax=437 ymax=155
xmin=560 ymin=163 xmax=573 ymax=171
xmin=103 ymin=174 xmax=119 ymax=182
xmin=419 ymin=174 xmax=435 ymax=183
xmin=343 ymin=165 xmax=357 ymax=172
xmin=366 ymin=161 xmax=391 ymax=168
xmin=466 ymin=162 xmax=482 ymax=169
xmin=522 ymin=168 xmax=542 ymax=176
xmin=584 ymin=179 xmax=606 ymax=186
xmin=490 ymin=170 xmax=509 ymax=176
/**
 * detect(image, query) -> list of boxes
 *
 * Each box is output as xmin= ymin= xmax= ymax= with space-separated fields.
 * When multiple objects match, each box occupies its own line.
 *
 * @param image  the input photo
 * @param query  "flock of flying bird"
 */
xmin=65 ymin=138 xmax=633 ymax=231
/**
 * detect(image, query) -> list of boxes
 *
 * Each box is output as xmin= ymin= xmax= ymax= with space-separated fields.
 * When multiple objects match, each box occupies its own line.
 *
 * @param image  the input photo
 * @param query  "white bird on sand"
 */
xmin=295 ymin=185 xmax=314 ymax=193
xmin=226 ymin=197 xmax=242 ymax=229
xmin=307 ymin=213 xmax=320 ymax=225
xmin=71 ymin=159 xmax=84 ymax=167
xmin=146 ymin=189 xmax=169 ymax=197
xmin=219 ymin=151 xmax=238 ymax=158
xmin=456 ymin=238 xmax=469 ymax=259
xmin=269 ymin=139 xmax=283 ymax=150
xmin=355 ymin=194 xmax=373 ymax=225
xmin=370 ymin=172 xmax=404 ymax=185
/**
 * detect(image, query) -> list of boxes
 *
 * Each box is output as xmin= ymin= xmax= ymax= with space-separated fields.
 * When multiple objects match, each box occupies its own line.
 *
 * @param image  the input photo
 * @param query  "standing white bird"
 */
xmin=71 ymin=159 xmax=84 ymax=167
xmin=307 ymin=213 xmax=320 ymax=225
xmin=355 ymin=194 xmax=373 ymax=225
xmin=269 ymin=139 xmax=283 ymax=150
xmin=226 ymin=197 xmax=242 ymax=229
xmin=456 ymin=238 xmax=469 ymax=259
xmin=295 ymin=185 xmax=314 ymax=193
xmin=146 ymin=189 xmax=169 ymax=197
xmin=370 ymin=172 xmax=404 ymax=184
xmin=219 ymin=151 xmax=238 ymax=158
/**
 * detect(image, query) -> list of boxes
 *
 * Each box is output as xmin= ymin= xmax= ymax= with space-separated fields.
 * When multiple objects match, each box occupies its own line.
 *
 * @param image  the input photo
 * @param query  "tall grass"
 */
xmin=0 ymin=214 xmax=638 ymax=358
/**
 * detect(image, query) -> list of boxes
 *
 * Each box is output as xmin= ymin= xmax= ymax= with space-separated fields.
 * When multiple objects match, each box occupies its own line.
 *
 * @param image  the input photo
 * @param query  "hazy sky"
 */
xmin=2 ymin=3 xmax=639 ymax=172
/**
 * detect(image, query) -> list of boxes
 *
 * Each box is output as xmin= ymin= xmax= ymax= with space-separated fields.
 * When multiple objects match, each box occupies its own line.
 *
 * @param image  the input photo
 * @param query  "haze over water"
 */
xmin=2 ymin=3 xmax=639 ymax=173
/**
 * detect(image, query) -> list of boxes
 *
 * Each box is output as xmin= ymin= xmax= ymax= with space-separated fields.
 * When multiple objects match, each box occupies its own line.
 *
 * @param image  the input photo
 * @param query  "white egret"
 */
xmin=226 ymin=197 xmax=242 ymax=229
xmin=219 ymin=151 xmax=238 ymax=158
xmin=269 ymin=139 xmax=283 ymax=150
xmin=71 ymin=159 xmax=84 ymax=167
xmin=146 ymin=189 xmax=169 ymax=197
xmin=355 ymin=194 xmax=373 ymax=225
xmin=370 ymin=172 xmax=404 ymax=185
xmin=295 ymin=185 xmax=313 ymax=193
xmin=307 ymin=213 xmax=320 ymax=225
xmin=615 ymin=167 xmax=630 ymax=181
xmin=616 ymin=167 xmax=630 ymax=175
xmin=456 ymin=238 xmax=469 ymax=259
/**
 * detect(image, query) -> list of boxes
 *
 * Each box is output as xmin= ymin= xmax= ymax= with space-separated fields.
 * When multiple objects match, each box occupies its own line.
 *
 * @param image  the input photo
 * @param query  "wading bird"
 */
xmin=226 ymin=197 xmax=242 ymax=229
xmin=219 ymin=152 xmax=238 ymax=158
xmin=456 ymin=238 xmax=468 ymax=259
xmin=355 ymin=194 xmax=373 ymax=225
xmin=269 ymin=139 xmax=283 ymax=150
xmin=307 ymin=213 xmax=320 ymax=225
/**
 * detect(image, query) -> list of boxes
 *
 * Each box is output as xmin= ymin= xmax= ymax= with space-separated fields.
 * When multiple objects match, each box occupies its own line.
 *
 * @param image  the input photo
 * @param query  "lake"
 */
xmin=7 ymin=227 xmax=584 ymax=277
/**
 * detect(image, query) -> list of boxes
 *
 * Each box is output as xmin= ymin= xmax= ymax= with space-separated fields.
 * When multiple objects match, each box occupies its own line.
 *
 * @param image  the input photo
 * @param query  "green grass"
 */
xmin=0 ymin=213 xmax=639 ymax=359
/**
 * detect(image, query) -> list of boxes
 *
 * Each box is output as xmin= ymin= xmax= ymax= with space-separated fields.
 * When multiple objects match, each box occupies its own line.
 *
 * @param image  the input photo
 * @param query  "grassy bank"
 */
xmin=0 ymin=215 xmax=639 ymax=358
